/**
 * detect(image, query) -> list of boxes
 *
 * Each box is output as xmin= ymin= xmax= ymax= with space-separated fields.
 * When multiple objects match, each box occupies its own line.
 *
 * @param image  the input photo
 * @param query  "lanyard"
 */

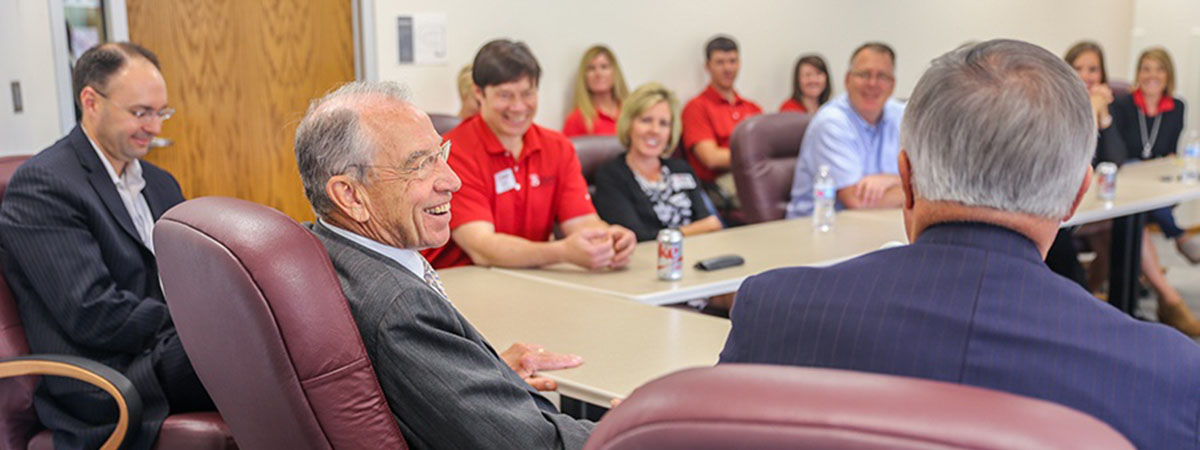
xmin=1137 ymin=109 xmax=1162 ymax=159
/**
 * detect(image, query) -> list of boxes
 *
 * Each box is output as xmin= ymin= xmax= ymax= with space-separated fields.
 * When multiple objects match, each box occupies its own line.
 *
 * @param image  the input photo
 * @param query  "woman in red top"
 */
xmin=778 ymin=54 xmax=831 ymax=113
xmin=563 ymin=45 xmax=629 ymax=137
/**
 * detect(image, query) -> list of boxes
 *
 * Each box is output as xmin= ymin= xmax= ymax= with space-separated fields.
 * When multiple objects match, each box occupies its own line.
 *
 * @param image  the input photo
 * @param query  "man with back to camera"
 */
xmin=681 ymin=35 xmax=763 ymax=209
xmin=786 ymin=42 xmax=906 ymax=218
xmin=720 ymin=39 xmax=1200 ymax=449
xmin=422 ymin=39 xmax=636 ymax=270
xmin=295 ymin=80 xmax=597 ymax=449
xmin=0 ymin=43 xmax=212 ymax=449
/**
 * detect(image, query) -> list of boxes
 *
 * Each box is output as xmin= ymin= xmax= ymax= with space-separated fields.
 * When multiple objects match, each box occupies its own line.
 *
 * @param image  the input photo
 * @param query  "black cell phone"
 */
xmin=694 ymin=254 xmax=744 ymax=271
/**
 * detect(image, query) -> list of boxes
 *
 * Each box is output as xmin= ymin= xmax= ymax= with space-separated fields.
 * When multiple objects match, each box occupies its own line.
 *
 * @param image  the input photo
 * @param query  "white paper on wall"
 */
xmin=397 ymin=13 xmax=447 ymax=65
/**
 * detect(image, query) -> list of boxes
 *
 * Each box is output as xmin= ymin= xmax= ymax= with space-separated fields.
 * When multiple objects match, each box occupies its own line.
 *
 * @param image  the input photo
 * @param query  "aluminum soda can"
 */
xmin=1096 ymin=162 xmax=1117 ymax=201
xmin=657 ymin=229 xmax=683 ymax=281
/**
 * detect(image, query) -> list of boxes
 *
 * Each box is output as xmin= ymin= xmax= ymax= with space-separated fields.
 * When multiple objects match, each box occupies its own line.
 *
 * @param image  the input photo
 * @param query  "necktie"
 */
xmin=421 ymin=258 xmax=448 ymax=299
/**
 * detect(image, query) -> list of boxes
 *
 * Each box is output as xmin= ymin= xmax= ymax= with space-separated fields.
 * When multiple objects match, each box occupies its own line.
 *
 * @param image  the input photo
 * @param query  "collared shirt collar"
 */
xmin=472 ymin=115 xmax=543 ymax=159
xmin=318 ymin=218 xmax=426 ymax=280
xmin=82 ymin=126 xmax=147 ymax=194
xmin=1132 ymin=88 xmax=1175 ymax=115
xmin=701 ymin=84 xmax=748 ymax=106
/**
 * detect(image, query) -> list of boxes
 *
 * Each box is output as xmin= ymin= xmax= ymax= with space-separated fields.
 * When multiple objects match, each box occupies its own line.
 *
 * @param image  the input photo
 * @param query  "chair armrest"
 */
xmin=0 ymin=354 xmax=142 ymax=450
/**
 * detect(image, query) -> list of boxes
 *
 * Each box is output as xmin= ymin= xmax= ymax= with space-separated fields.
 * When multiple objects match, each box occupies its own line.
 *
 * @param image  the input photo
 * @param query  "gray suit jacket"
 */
xmin=308 ymin=222 xmax=593 ymax=450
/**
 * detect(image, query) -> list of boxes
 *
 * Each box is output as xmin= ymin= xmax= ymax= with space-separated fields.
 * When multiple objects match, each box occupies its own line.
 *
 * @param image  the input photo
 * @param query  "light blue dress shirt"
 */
xmin=786 ymin=93 xmax=906 ymax=218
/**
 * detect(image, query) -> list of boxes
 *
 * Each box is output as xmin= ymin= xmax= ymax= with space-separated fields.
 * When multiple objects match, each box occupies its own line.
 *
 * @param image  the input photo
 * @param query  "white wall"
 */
xmin=372 ymin=0 xmax=1133 ymax=129
xmin=0 ymin=0 xmax=64 ymax=156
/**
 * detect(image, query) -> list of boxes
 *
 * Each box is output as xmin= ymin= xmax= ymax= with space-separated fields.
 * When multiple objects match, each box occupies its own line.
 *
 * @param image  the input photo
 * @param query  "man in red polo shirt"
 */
xmin=423 ymin=39 xmax=636 ymax=270
xmin=681 ymin=35 xmax=763 ymax=208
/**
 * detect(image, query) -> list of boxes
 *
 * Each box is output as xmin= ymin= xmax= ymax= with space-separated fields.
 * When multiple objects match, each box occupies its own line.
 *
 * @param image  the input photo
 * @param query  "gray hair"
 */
xmin=294 ymin=81 xmax=410 ymax=217
xmin=900 ymin=39 xmax=1095 ymax=219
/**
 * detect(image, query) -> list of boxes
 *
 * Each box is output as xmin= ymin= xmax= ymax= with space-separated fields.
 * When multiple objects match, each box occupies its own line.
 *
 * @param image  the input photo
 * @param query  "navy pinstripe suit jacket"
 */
xmin=720 ymin=222 xmax=1200 ymax=449
xmin=0 ymin=125 xmax=184 ymax=450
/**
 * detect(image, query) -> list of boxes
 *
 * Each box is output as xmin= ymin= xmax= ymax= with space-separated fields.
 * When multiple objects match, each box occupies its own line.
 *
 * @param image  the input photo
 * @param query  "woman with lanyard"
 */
xmin=1110 ymin=48 xmax=1198 ymax=262
xmin=1108 ymin=47 xmax=1200 ymax=336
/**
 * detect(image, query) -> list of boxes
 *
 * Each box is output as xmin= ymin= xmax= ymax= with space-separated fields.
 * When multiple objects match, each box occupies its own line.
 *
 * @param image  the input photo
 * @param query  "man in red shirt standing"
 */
xmin=681 ymin=35 xmax=763 ymax=209
xmin=423 ymin=39 xmax=636 ymax=270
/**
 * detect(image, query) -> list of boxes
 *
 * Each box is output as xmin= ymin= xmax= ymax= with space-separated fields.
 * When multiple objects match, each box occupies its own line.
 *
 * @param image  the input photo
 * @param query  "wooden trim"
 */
xmin=0 ymin=360 xmax=131 ymax=450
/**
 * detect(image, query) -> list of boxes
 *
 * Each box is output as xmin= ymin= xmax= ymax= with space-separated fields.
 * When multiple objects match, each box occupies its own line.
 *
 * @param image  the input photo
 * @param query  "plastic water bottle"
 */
xmin=1182 ymin=130 xmax=1200 ymax=184
xmin=812 ymin=164 xmax=836 ymax=232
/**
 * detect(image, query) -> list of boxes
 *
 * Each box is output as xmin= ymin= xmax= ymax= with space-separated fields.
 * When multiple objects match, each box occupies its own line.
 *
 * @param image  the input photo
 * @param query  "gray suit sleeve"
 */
xmin=371 ymin=289 xmax=593 ymax=450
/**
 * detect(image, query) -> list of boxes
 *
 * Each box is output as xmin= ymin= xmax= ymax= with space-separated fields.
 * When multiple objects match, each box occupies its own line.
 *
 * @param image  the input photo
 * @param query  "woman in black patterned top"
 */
xmin=592 ymin=83 xmax=723 ymax=242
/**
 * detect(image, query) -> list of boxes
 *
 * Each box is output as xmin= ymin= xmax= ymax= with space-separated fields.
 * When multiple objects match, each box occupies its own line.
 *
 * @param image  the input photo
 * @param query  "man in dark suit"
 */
xmin=293 ymin=81 xmax=594 ymax=449
xmin=720 ymin=39 xmax=1200 ymax=449
xmin=0 ymin=43 xmax=211 ymax=449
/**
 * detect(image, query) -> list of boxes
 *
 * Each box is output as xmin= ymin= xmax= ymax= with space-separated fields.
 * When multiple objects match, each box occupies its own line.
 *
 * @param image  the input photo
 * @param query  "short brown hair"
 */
xmin=850 ymin=42 xmax=895 ymax=66
xmin=472 ymin=39 xmax=541 ymax=88
xmin=72 ymin=42 xmax=160 ymax=108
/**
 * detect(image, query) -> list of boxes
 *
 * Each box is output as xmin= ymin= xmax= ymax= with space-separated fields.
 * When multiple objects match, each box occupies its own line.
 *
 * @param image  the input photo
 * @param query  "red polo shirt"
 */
xmin=562 ymin=107 xmax=618 ymax=137
xmin=681 ymin=85 xmax=762 ymax=182
xmin=778 ymin=98 xmax=807 ymax=113
xmin=422 ymin=115 xmax=596 ymax=269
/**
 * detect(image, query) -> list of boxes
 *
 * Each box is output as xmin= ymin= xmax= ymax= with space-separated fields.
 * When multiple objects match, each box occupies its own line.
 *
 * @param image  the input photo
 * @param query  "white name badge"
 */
xmin=670 ymin=173 xmax=698 ymax=191
xmin=495 ymin=168 xmax=519 ymax=194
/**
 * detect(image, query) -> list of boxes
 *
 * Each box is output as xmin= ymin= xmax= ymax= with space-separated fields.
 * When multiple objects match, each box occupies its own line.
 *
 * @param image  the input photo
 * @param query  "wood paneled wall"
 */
xmin=127 ymin=0 xmax=355 ymax=221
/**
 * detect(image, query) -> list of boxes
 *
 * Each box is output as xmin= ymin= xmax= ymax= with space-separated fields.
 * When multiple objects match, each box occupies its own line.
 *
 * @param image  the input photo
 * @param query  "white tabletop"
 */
xmin=1065 ymin=158 xmax=1200 ymax=227
xmin=440 ymin=266 xmax=730 ymax=406
xmin=494 ymin=210 xmax=909 ymax=305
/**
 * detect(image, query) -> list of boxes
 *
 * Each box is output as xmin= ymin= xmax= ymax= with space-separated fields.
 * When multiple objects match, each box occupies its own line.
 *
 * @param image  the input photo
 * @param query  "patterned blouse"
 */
xmin=632 ymin=165 xmax=695 ymax=229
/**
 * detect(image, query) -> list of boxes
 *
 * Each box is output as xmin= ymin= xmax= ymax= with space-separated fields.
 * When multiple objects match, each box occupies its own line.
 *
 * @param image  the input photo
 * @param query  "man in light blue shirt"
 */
xmin=787 ymin=42 xmax=906 ymax=218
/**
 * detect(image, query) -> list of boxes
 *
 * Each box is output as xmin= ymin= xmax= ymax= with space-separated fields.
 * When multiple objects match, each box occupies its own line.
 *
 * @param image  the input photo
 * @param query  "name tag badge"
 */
xmin=670 ymin=173 xmax=697 ymax=191
xmin=494 ymin=168 xmax=519 ymax=194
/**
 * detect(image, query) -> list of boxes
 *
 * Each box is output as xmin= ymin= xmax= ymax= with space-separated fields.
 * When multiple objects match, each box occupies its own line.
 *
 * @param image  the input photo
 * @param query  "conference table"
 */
xmin=1065 ymin=158 xmax=1200 ymax=313
xmin=493 ymin=209 xmax=909 ymax=306
xmin=439 ymin=266 xmax=730 ymax=407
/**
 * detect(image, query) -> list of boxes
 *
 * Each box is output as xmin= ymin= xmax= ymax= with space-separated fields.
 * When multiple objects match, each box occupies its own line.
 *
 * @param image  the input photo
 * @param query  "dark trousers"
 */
xmin=1046 ymin=228 xmax=1087 ymax=290
xmin=1147 ymin=206 xmax=1185 ymax=239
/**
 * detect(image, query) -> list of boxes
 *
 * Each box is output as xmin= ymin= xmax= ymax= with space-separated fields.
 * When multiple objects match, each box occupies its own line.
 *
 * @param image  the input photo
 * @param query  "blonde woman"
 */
xmin=592 ymin=83 xmax=722 ymax=241
xmin=455 ymin=64 xmax=478 ymax=119
xmin=562 ymin=45 xmax=629 ymax=137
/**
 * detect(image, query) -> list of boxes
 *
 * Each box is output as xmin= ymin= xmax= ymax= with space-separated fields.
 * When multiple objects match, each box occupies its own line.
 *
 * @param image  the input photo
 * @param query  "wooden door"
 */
xmin=126 ymin=0 xmax=355 ymax=221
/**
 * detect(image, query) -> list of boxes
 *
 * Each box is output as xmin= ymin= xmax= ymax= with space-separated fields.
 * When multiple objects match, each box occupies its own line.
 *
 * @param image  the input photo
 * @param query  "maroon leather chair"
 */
xmin=153 ymin=197 xmax=406 ymax=450
xmin=729 ymin=112 xmax=810 ymax=224
xmin=0 ymin=155 xmax=233 ymax=450
xmin=571 ymin=135 xmax=626 ymax=185
xmin=428 ymin=113 xmax=462 ymax=136
xmin=1109 ymin=79 xmax=1132 ymax=99
xmin=584 ymin=365 xmax=1133 ymax=450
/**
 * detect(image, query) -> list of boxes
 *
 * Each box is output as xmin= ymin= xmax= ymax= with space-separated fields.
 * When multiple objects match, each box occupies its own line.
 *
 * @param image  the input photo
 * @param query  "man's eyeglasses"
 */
xmin=358 ymin=140 xmax=451 ymax=181
xmin=849 ymin=71 xmax=895 ymax=84
xmin=92 ymin=87 xmax=176 ymax=123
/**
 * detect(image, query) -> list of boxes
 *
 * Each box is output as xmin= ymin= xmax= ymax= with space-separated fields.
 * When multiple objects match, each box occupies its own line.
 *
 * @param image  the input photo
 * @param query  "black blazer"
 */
xmin=0 ymin=125 xmax=184 ymax=450
xmin=591 ymin=154 xmax=713 ymax=242
xmin=1109 ymin=93 xmax=1185 ymax=162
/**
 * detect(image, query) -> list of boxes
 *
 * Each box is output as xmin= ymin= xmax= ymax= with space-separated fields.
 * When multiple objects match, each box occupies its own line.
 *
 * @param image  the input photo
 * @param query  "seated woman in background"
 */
xmin=593 ymin=82 xmax=723 ymax=242
xmin=456 ymin=64 xmax=478 ymax=119
xmin=1046 ymin=41 xmax=1123 ymax=288
xmin=563 ymin=45 xmax=629 ymax=137
xmin=1083 ymin=46 xmax=1200 ymax=336
xmin=778 ymin=54 xmax=831 ymax=113
xmin=1109 ymin=47 xmax=1199 ymax=264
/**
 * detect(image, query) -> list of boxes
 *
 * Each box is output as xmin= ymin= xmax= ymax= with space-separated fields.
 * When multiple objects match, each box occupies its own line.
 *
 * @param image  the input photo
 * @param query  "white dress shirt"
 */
xmin=319 ymin=219 xmax=428 ymax=281
xmin=85 ymin=131 xmax=158 ymax=254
